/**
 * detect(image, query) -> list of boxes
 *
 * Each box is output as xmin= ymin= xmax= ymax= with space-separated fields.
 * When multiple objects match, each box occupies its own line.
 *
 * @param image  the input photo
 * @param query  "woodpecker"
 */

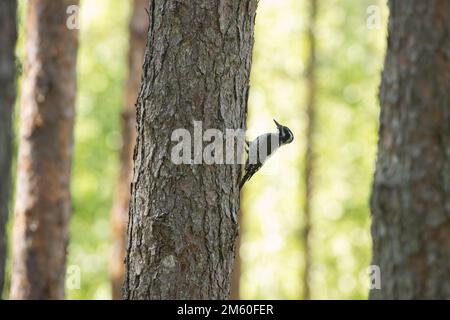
xmin=239 ymin=119 xmax=294 ymax=189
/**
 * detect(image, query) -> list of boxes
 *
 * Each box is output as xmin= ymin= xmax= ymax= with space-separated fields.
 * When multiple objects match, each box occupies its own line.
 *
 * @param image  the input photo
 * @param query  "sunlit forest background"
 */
xmin=5 ymin=0 xmax=388 ymax=299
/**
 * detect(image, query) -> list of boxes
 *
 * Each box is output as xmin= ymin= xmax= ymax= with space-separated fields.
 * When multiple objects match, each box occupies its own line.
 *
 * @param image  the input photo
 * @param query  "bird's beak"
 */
xmin=273 ymin=119 xmax=281 ymax=128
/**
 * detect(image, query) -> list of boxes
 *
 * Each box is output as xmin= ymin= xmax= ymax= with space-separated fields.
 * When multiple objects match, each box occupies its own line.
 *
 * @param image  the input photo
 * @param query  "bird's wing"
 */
xmin=247 ymin=133 xmax=279 ymax=166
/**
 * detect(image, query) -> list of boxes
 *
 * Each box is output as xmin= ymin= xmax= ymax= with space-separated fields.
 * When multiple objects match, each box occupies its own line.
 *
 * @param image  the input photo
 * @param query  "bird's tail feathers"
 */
xmin=239 ymin=170 xmax=253 ymax=190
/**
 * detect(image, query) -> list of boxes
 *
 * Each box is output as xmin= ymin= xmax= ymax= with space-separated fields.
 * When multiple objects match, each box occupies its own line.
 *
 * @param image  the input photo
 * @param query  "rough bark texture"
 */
xmin=0 ymin=0 xmax=18 ymax=298
xmin=124 ymin=0 xmax=257 ymax=299
xmin=370 ymin=0 xmax=450 ymax=299
xmin=111 ymin=0 xmax=148 ymax=300
xmin=230 ymin=210 xmax=241 ymax=299
xmin=302 ymin=0 xmax=317 ymax=300
xmin=10 ymin=0 xmax=79 ymax=300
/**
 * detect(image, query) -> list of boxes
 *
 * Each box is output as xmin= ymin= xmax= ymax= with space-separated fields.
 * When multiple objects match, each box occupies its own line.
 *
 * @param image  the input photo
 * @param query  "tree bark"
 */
xmin=370 ymin=0 xmax=450 ymax=299
xmin=111 ymin=0 xmax=148 ymax=300
xmin=124 ymin=0 xmax=257 ymax=299
xmin=0 ymin=0 xmax=18 ymax=298
xmin=10 ymin=0 xmax=79 ymax=300
xmin=230 ymin=211 xmax=242 ymax=299
xmin=302 ymin=0 xmax=317 ymax=301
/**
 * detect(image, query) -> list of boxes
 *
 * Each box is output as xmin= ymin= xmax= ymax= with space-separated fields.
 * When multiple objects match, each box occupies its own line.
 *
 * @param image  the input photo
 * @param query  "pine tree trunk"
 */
xmin=230 ymin=211 xmax=242 ymax=299
xmin=111 ymin=0 xmax=148 ymax=300
xmin=370 ymin=0 xmax=450 ymax=299
xmin=0 ymin=0 xmax=18 ymax=298
xmin=10 ymin=0 xmax=79 ymax=300
xmin=124 ymin=0 xmax=257 ymax=299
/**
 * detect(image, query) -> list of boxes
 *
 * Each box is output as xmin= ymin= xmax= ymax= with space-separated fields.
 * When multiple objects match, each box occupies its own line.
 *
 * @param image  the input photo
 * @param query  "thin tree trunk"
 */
xmin=111 ymin=0 xmax=148 ymax=300
xmin=124 ymin=0 xmax=257 ymax=299
xmin=370 ymin=0 xmax=450 ymax=299
xmin=302 ymin=0 xmax=317 ymax=301
xmin=10 ymin=0 xmax=79 ymax=300
xmin=0 ymin=0 xmax=18 ymax=298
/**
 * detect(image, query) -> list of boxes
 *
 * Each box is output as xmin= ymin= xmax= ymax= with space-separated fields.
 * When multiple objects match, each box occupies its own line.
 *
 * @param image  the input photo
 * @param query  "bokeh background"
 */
xmin=6 ymin=0 xmax=388 ymax=299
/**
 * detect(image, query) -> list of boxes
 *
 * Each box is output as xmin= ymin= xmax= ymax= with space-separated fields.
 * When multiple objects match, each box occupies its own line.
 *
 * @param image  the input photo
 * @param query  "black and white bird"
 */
xmin=239 ymin=119 xmax=294 ymax=189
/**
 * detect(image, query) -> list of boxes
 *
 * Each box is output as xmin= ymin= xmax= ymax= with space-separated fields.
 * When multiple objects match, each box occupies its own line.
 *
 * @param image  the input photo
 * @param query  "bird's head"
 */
xmin=274 ymin=119 xmax=294 ymax=145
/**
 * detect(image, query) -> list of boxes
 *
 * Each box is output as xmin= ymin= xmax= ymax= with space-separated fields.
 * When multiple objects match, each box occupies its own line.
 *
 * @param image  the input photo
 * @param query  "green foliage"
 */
xmin=67 ymin=0 xmax=131 ymax=299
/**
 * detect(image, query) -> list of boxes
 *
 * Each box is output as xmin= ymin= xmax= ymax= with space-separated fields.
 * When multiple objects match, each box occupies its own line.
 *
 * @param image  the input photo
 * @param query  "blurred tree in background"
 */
xmin=0 ymin=0 xmax=18 ymax=299
xmin=370 ymin=0 xmax=450 ymax=299
xmin=10 ymin=0 xmax=79 ymax=299
xmin=301 ymin=0 xmax=317 ymax=300
xmin=6 ymin=0 xmax=387 ymax=299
